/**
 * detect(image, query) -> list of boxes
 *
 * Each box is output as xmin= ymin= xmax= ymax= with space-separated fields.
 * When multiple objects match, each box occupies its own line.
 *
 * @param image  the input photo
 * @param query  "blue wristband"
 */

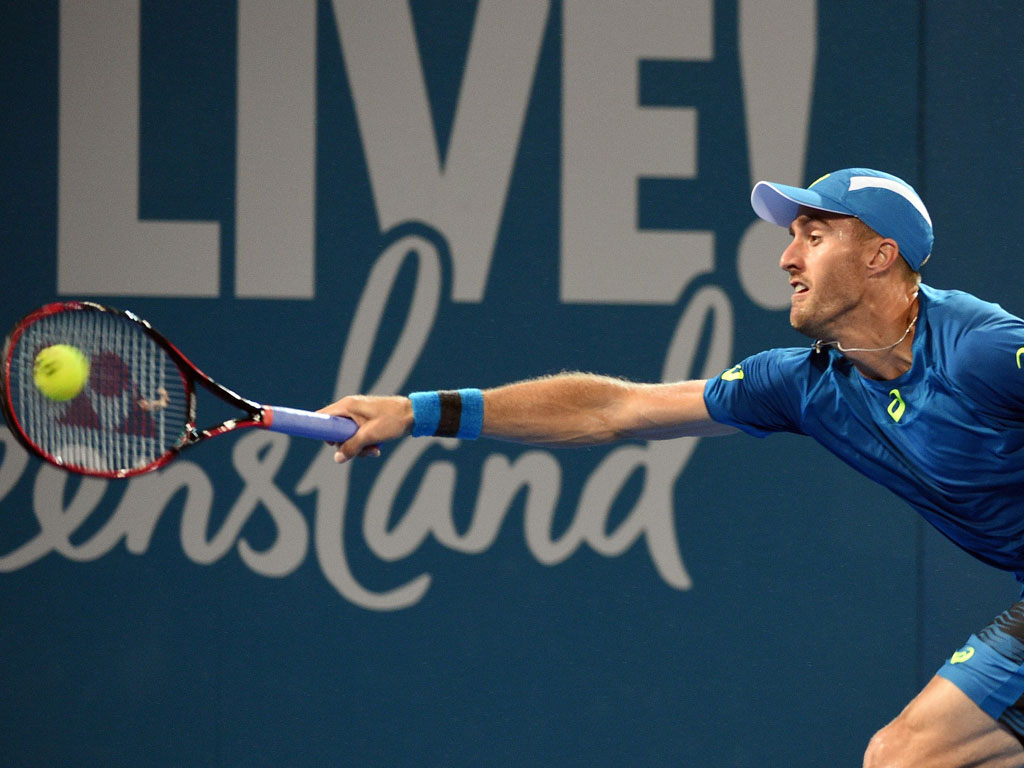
xmin=408 ymin=388 xmax=483 ymax=439
xmin=409 ymin=391 xmax=441 ymax=437
xmin=456 ymin=388 xmax=484 ymax=440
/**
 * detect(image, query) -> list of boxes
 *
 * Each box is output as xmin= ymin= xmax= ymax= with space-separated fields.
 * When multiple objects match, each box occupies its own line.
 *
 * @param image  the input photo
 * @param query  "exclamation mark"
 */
xmin=736 ymin=0 xmax=818 ymax=310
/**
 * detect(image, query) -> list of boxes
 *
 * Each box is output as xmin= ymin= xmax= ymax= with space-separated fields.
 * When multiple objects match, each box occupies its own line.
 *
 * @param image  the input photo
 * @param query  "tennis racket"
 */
xmin=0 ymin=301 xmax=357 ymax=478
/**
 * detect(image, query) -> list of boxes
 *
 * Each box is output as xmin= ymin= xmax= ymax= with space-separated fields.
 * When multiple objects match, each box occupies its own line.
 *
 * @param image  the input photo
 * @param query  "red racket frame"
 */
xmin=1 ymin=301 xmax=267 ymax=478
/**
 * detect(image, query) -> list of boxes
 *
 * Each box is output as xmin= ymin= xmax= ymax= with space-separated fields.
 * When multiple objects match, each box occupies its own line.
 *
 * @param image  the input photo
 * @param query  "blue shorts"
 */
xmin=938 ymin=600 xmax=1024 ymax=742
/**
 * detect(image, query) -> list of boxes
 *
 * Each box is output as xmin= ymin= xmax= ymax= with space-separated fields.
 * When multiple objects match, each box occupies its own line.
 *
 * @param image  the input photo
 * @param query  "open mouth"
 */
xmin=791 ymin=281 xmax=809 ymax=296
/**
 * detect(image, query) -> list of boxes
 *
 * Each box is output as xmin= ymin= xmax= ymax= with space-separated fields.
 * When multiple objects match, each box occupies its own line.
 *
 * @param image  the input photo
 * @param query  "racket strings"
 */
xmin=8 ymin=309 xmax=189 ymax=474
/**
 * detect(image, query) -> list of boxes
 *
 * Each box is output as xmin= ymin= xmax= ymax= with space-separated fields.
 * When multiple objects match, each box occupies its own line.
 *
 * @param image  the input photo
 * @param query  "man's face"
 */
xmin=781 ymin=210 xmax=874 ymax=339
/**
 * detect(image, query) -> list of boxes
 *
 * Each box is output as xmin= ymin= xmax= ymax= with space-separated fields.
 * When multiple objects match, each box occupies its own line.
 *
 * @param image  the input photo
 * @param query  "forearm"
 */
xmin=480 ymin=373 xmax=730 ymax=445
xmin=479 ymin=373 xmax=631 ymax=445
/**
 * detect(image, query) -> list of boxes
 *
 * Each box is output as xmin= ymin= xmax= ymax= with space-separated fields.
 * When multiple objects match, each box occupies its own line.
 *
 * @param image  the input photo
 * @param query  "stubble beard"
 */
xmin=789 ymin=289 xmax=852 ymax=342
xmin=788 ymin=255 xmax=863 ymax=342
xmin=789 ymin=300 xmax=827 ymax=340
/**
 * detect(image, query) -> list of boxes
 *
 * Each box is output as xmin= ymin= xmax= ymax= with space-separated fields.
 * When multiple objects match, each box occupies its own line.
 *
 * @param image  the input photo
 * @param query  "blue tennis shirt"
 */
xmin=704 ymin=284 xmax=1024 ymax=577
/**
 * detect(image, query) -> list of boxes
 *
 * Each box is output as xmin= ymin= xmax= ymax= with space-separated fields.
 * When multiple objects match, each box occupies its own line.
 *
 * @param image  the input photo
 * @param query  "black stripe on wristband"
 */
xmin=436 ymin=390 xmax=463 ymax=437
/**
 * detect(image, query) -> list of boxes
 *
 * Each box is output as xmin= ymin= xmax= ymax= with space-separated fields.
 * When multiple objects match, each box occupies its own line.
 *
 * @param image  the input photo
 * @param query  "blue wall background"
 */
xmin=2 ymin=2 xmax=1023 ymax=765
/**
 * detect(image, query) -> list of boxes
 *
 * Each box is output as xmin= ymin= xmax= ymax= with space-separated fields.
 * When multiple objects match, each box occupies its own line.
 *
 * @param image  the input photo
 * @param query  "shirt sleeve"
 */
xmin=948 ymin=312 xmax=1024 ymax=417
xmin=702 ymin=348 xmax=807 ymax=437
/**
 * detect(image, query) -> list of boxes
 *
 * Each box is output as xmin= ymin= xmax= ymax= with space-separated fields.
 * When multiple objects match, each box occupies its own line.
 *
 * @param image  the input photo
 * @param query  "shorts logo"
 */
xmin=950 ymin=646 xmax=975 ymax=664
xmin=887 ymin=389 xmax=906 ymax=423
xmin=721 ymin=365 xmax=744 ymax=381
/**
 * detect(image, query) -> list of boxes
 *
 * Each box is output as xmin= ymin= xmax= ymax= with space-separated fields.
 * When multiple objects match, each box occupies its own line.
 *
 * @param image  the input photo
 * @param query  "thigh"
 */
xmin=940 ymin=601 xmax=1024 ymax=738
xmin=868 ymin=676 xmax=1024 ymax=768
xmin=873 ymin=598 xmax=1024 ymax=767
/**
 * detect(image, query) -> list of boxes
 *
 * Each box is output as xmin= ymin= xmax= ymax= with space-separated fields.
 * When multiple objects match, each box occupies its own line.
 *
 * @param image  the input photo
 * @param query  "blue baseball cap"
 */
xmin=750 ymin=168 xmax=934 ymax=270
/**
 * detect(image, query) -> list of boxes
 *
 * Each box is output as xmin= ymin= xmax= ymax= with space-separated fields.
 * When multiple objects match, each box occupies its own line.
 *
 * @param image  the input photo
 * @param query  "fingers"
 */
xmin=331 ymin=443 xmax=381 ymax=464
xmin=319 ymin=394 xmax=413 ymax=464
xmin=327 ymin=440 xmax=381 ymax=463
xmin=325 ymin=442 xmax=380 ymax=462
xmin=316 ymin=398 xmax=354 ymax=418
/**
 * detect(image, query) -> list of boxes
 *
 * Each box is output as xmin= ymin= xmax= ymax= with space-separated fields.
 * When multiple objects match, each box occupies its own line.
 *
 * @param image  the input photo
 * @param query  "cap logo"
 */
xmin=848 ymin=176 xmax=933 ymax=225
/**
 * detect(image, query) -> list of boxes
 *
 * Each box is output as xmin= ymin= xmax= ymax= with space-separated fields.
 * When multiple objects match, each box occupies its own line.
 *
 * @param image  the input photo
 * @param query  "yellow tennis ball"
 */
xmin=33 ymin=344 xmax=90 ymax=401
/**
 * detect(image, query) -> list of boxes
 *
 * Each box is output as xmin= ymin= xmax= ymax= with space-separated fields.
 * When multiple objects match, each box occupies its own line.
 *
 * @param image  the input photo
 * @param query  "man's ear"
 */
xmin=868 ymin=238 xmax=901 ymax=273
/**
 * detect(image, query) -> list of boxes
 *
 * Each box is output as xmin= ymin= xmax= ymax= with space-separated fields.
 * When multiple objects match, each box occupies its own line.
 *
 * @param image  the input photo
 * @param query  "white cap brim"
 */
xmin=750 ymin=181 xmax=852 ymax=227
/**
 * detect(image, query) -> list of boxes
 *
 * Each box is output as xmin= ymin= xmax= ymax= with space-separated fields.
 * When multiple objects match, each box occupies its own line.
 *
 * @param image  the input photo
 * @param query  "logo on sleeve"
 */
xmin=1016 ymin=347 xmax=1024 ymax=368
xmin=887 ymin=389 xmax=906 ymax=423
xmin=721 ymin=365 xmax=744 ymax=381
xmin=950 ymin=646 xmax=975 ymax=664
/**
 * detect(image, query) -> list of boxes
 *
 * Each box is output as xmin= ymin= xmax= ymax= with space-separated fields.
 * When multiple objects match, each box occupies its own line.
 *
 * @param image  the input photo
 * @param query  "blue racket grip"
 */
xmin=263 ymin=406 xmax=358 ymax=442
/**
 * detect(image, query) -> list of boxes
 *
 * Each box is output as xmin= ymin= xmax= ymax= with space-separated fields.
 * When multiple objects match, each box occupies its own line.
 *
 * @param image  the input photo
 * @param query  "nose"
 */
xmin=780 ymin=237 xmax=801 ymax=273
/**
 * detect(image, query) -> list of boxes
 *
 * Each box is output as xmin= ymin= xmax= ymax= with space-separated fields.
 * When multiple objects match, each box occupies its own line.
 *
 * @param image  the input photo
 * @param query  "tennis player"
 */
xmin=322 ymin=168 xmax=1024 ymax=767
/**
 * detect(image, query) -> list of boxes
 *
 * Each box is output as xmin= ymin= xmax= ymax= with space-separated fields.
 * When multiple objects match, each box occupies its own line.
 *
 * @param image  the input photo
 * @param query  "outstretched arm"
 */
xmin=479 ymin=374 xmax=735 ymax=443
xmin=318 ymin=372 xmax=736 ymax=463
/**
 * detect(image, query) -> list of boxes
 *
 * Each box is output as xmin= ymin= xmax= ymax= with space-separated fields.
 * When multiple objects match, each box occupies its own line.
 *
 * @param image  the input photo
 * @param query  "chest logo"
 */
xmin=887 ymin=389 xmax=906 ymax=423
xmin=721 ymin=365 xmax=744 ymax=381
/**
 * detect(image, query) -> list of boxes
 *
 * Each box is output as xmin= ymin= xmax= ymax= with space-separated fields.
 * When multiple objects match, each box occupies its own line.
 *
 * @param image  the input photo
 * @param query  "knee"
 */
xmin=863 ymin=720 xmax=917 ymax=768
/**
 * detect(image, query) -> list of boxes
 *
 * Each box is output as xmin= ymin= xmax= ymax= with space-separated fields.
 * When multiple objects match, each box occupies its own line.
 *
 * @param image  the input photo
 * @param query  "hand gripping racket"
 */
xmin=0 ymin=301 xmax=357 ymax=478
